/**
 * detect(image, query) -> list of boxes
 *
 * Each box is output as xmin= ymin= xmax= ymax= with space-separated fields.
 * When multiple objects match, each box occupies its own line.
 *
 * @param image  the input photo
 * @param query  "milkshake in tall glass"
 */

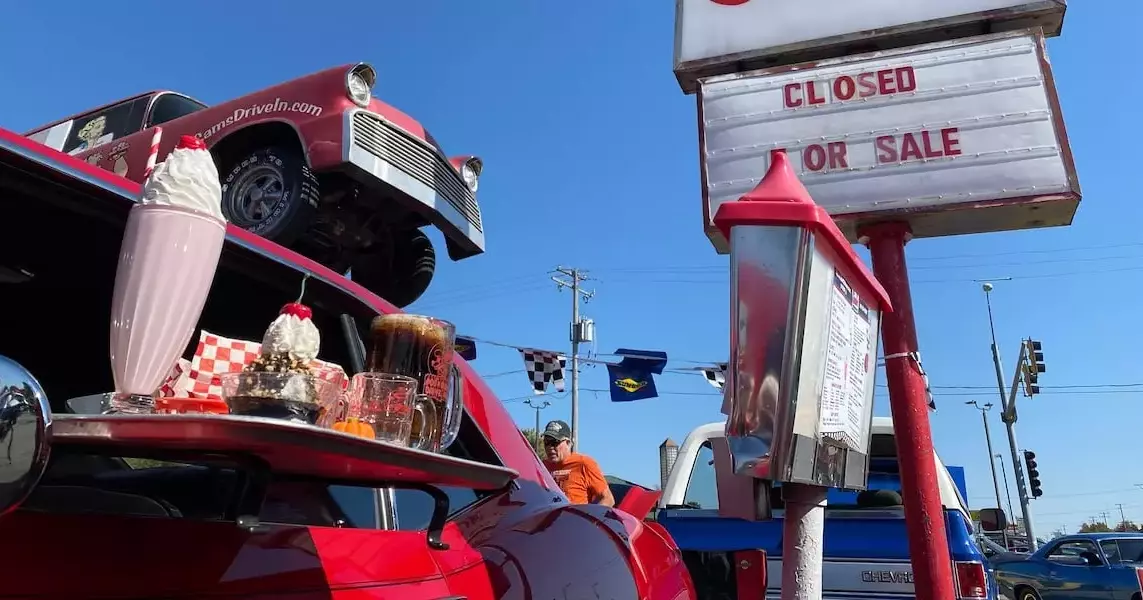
xmin=106 ymin=136 xmax=228 ymax=414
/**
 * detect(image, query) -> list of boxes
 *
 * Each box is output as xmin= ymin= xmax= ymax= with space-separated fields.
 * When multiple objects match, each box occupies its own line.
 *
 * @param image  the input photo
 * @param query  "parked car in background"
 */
xmin=20 ymin=63 xmax=485 ymax=307
xmin=992 ymin=533 xmax=1143 ymax=600
xmin=606 ymin=475 xmax=661 ymax=521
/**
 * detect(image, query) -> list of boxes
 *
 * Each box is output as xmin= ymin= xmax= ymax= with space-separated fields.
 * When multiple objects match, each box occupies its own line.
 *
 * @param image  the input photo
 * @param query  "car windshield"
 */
xmin=1107 ymin=539 xmax=1143 ymax=564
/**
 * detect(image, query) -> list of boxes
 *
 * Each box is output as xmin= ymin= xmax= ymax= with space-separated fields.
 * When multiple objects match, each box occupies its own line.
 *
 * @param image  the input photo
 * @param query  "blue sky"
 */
xmin=1 ymin=2 xmax=1138 ymax=536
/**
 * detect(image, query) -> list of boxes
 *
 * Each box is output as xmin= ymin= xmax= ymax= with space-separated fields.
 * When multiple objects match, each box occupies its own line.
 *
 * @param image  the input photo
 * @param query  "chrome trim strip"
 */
xmin=347 ymin=107 xmax=456 ymax=171
xmin=372 ymin=487 xmax=387 ymax=529
xmin=347 ymin=145 xmax=485 ymax=250
xmin=343 ymin=109 xmax=484 ymax=237
xmin=380 ymin=487 xmax=397 ymax=530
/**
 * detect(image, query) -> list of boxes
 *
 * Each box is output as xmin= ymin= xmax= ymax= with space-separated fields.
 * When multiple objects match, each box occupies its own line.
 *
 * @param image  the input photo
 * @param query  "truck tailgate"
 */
xmin=659 ymin=510 xmax=973 ymax=597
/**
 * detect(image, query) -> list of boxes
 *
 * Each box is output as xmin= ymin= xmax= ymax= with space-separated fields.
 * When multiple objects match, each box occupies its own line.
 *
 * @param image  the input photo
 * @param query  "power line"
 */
xmin=595 ymin=241 xmax=1143 ymax=271
xmin=414 ymin=255 xmax=1143 ymax=311
xmin=876 ymin=389 xmax=1143 ymax=397
xmin=974 ymin=487 xmax=1143 ymax=500
xmin=905 ymin=241 xmax=1143 ymax=261
xmin=913 ymin=265 xmax=1143 ymax=284
xmin=589 ymin=263 xmax=1143 ymax=286
xmin=1035 ymin=502 xmax=1143 ymax=518
xmin=909 ymin=254 xmax=1143 ymax=271
xmin=878 ymin=382 xmax=1143 ymax=391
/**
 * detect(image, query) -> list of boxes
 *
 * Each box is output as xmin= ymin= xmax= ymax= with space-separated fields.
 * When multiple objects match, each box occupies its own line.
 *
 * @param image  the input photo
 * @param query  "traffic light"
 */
xmin=1021 ymin=339 xmax=1045 ymax=397
xmin=1023 ymin=450 xmax=1043 ymax=498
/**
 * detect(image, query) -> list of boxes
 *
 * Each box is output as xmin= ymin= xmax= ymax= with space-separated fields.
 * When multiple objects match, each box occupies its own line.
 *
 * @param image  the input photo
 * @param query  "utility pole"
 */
xmin=525 ymin=399 xmax=550 ymax=441
xmin=967 ymin=400 xmax=1008 ymax=548
xmin=1116 ymin=503 xmax=1127 ymax=526
xmin=553 ymin=267 xmax=594 ymax=450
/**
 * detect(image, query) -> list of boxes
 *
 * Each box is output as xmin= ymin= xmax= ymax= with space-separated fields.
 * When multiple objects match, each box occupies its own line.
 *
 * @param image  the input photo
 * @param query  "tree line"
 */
xmin=1076 ymin=520 xmax=1141 ymax=533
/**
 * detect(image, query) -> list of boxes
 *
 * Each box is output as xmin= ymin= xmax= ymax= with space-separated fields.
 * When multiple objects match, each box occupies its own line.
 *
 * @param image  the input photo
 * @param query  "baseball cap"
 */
xmin=542 ymin=420 xmax=572 ymax=441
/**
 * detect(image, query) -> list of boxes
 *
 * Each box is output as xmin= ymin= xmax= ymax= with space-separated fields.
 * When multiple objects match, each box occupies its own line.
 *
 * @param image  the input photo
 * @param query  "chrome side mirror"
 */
xmin=0 ymin=355 xmax=52 ymax=517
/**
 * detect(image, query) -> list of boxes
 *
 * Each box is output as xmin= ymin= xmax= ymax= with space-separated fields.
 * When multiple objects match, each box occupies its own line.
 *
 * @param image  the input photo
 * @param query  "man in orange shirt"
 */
xmin=541 ymin=420 xmax=614 ymax=507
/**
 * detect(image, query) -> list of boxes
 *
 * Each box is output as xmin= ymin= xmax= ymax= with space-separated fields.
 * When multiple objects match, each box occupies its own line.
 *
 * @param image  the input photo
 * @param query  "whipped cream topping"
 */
xmin=262 ymin=313 xmax=321 ymax=362
xmin=141 ymin=145 xmax=224 ymax=221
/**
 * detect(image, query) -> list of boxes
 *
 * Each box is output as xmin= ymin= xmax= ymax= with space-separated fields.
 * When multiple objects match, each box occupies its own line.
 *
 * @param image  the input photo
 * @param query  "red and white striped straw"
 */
xmin=143 ymin=126 xmax=162 ymax=180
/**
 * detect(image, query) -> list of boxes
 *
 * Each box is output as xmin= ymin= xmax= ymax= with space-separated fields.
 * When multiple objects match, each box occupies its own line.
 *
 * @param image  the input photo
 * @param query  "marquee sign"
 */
xmin=698 ymin=29 xmax=1080 ymax=252
xmin=674 ymin=0 xmax=1066 ymax=93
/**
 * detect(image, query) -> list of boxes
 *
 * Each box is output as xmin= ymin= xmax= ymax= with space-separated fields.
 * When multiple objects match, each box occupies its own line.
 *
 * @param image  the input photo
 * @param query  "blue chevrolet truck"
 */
xmin=656 ymin=417 xmax=997 ymax=600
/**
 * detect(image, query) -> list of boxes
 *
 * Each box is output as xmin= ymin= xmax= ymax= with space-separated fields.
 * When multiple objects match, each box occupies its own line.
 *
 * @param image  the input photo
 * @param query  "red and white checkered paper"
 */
xmin=158 ymin=330 xmax=349 ymax=401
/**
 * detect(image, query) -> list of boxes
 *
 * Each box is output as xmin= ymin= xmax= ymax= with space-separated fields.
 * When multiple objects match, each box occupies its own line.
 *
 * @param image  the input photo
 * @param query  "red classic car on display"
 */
xmin=0 ymin=130 xmax=692 ymax=599
xmin=21 ymin=63 xmax=484 ymax=307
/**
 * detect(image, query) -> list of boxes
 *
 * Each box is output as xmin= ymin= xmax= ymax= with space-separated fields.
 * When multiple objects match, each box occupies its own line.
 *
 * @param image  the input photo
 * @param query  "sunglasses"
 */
xmin=542 ymin=437 xmax=566 ymax=447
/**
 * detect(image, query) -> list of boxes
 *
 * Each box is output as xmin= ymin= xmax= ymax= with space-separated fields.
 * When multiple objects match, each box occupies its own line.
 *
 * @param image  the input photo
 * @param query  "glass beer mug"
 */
xmin=367 ymin=314 xmax=460 ymax=452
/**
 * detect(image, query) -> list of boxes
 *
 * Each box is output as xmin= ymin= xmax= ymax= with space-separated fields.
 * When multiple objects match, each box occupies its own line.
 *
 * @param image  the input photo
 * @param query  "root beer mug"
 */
xmin=367 ymin=314 xmax=456 ymax=452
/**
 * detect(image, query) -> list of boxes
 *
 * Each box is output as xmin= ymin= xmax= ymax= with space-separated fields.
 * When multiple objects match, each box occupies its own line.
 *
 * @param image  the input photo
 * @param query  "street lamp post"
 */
xmin=981 ymin=283 xmax=1008 ymax=409
xmin=994 ymin=453 xmax=1016 ymax=532
xmin=967 ymin=400 xmax=1008 ymax=548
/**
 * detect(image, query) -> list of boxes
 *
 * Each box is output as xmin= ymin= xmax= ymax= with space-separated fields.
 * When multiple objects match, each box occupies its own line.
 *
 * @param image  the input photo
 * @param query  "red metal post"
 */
xmin=860 ymin=222 xmax=955 ymax=600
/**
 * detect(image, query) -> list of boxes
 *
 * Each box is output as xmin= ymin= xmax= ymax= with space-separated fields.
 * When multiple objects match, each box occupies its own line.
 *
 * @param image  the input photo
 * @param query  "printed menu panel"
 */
xmin=818 ymin=271 xmax=873 ymax=451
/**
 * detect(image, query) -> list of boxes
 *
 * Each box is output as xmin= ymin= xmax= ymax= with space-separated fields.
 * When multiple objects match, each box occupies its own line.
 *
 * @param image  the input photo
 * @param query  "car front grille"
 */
xmin=351 ymin=112 xmax=482 ymax=231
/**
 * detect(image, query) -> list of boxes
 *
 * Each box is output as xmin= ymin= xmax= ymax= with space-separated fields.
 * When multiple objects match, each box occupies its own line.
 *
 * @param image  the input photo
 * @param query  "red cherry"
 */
xmin=176 ymin=135 xmax=206 ymax=151
xmin=280 ymin=302 xmax=313 ymax=320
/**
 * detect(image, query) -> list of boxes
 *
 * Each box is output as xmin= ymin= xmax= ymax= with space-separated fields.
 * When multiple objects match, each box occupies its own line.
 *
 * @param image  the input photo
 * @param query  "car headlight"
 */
xmin=347 ymin=73 xmax=371 ymax=107
xmin=345 ymin=64 xmax=375 ymax=108
xmin=461 ymin=158 xmax=482 ymax=193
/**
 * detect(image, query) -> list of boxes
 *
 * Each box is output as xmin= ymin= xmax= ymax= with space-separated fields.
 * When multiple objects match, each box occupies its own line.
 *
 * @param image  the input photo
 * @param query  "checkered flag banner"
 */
xmin=701 ymin=363 xmax=727 ymax=390
xmin=519 ymin=348 xmax=567 ymax=394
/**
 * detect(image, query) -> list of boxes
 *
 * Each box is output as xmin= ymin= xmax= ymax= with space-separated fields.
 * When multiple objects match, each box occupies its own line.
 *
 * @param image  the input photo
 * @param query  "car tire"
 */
xmin=220 ymin=147 xmax=318 ymax=245
xmin=1017 ymin=586 xmax=1041 ymax=600
xmin=351 ymin=228 xmax=436 ymax=308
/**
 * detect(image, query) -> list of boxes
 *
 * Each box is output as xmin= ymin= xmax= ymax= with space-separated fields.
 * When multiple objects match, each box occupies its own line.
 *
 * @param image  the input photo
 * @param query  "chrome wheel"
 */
xmin=226 ymin=164 xmax=285 ymax=227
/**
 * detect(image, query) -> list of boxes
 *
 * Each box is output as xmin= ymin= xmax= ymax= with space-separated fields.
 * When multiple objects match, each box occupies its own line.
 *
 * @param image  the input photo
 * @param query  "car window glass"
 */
xmin=260 ymin=481 xmax=378 ymax=529
xmin=1116 ymin=539 xmax=1143 ymax=564
xmin=683 ymin=441 xmax=718 ymax=510
xmin=392 ymin=486 xmax=481 ymax=531
xmin=390 ymin=410 xmax=500 ymax=531
xmin=149 ymin=94 xmax=207 ymax=126
xmin=1047 ymin=540 xmax=1098 ymax=563
xmin=1099 ymin=540 xmax=1121 ymax=563
xmin=61 ymin=97 xmax=149 ymax=155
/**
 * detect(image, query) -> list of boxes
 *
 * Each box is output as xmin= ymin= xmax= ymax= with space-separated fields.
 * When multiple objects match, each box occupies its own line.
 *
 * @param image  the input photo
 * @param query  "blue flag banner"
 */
xmin=454 ymin=336 xmax=477 ymax=361
xmin=607 ymin=348 xmax=669 ymax=402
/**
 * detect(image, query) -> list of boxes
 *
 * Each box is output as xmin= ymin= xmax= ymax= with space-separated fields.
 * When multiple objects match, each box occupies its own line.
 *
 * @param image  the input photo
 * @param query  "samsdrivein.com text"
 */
xmin=198 ymin=98 xmax=322 ymax=140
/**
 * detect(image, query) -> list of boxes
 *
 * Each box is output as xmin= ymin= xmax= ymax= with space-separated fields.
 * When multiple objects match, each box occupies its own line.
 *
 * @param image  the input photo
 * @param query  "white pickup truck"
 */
xmin=655 ymin=417 xmax=997 ymax=600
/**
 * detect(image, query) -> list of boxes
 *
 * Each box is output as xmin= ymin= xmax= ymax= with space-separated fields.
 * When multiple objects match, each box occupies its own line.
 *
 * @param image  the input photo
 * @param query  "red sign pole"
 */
xmin=860 ymin=221 xmax=955 ymax=600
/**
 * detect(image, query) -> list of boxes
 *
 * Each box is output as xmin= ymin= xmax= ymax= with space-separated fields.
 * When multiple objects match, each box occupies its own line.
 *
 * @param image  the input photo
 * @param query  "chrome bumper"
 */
xmin=344 ymin=109 xmax=485 ymax=258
